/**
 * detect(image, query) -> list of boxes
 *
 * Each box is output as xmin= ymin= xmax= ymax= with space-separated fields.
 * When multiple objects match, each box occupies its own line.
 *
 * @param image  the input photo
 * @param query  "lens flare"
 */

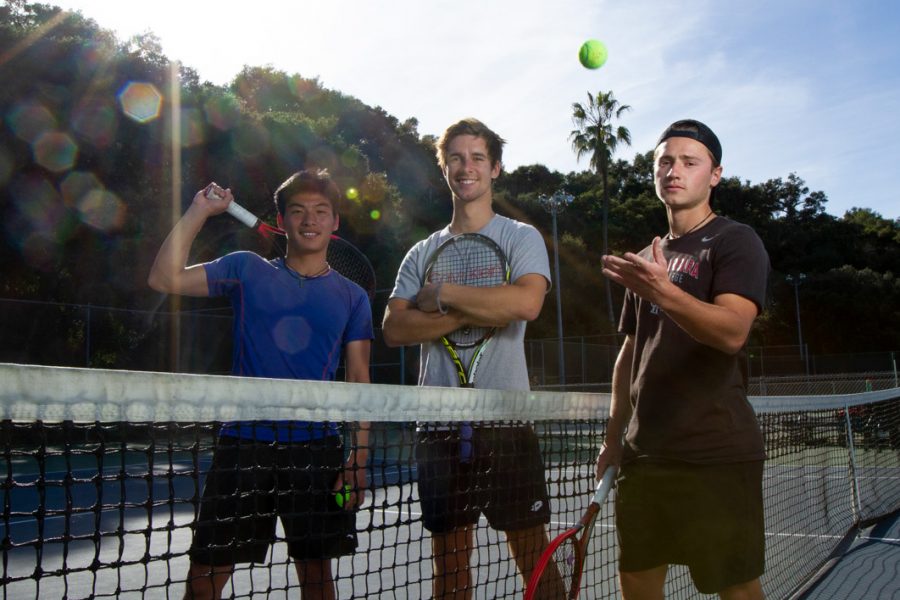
xmin=346 ymin=187 xmax=359 ymax=201
xmin=308 ymin=146 xmax=337 ymax=172
xmin=273 ymin=316 xmax=312 ymax=354
xmin=8 ymin=102 xmax=57 ymax=144
xmin=74 ymin=42 xmax=104 ymax=78
xmin=286 ymin=74 xmax=317 ymax=99
xmin=77 ymin=189 xmax=126 ymax=232
xmin=72 ymin=103 xmax=118 ymax=148
xmin=61 ymin=171 xmax=104 ymax=207
xmin=369 ymin=209 xmax=381 ymax=220
xmin=33 ymin=131 xmax=78 ymax=173
xmin=270 ymin=125 xmax=315 ymax=165
xmin=117 ymin=81 xmax=163 ymax=124
xmin=204 ymin=94 xmax=241 ymax=131
xmin=0 ymin=145 xmax=13 ymax=187
xmin=8 ymin=173 xmax=75 ymax=246
xmin=176 ymin=107 xmax=206 ymax=147
xmin=230 ymin=121 xmax=270 ymax=158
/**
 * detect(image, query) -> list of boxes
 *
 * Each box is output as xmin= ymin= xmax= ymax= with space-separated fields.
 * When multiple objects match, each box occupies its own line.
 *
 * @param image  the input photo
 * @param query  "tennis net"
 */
xmin=1 ymin=363 xmax=898 ymax=599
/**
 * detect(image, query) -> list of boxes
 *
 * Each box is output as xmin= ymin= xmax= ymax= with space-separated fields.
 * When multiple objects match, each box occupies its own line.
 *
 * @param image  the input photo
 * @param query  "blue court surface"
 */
xmin=797 ymin=510 xmax=900 ymax=599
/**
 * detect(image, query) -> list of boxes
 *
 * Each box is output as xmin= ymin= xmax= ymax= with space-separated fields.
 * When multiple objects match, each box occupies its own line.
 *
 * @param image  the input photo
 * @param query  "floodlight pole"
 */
xmin=786 ymin=273 xmax=808 ymax=374
xmin=540 ymin=191 xmax=574 ymax=386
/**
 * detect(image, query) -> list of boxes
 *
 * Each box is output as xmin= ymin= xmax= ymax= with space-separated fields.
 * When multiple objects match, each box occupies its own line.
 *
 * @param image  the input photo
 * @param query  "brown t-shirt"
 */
xmin=620 ymin=217 xmax=769 ymax=464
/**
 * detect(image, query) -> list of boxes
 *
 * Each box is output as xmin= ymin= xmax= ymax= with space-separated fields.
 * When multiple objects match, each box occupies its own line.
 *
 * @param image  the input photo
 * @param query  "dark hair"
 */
xmin=656 ymin=119 xmax=722 ymax=167
xmin=435 ymin=118 xmax=506 ymax=170
xmin=273 ymin=169 xmax=341 ymax=216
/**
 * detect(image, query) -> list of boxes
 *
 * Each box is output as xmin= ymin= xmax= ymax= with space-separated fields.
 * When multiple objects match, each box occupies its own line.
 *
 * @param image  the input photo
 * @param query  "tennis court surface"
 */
xmin=1 ymin=363 xmax=898 ymax=599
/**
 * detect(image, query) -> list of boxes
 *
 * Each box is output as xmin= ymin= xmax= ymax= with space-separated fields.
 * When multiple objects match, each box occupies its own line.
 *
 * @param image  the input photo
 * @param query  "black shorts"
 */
xmin=616 ymin=460 xmax=765 ymax=594
xmin=415 ymin=425 xmax=551 ymax=534
xmin=188 ymin=435 xmax=357 ymax=565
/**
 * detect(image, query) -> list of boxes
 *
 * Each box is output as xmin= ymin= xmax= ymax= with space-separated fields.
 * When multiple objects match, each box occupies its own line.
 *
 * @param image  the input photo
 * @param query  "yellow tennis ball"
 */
xmin=579 ymin=39 xmax=608 ymax=69
xmin=334 ymin=484 xmax=351 ymax=508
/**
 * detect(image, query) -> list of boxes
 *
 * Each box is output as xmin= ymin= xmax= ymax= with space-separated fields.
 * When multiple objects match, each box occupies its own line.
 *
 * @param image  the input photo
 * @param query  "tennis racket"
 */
xmin=423 ymin=233 xmax=510 ymax=388
xmin=524 ymin=466 xmax=618 ymax=600
xmin=206 ymin=186 xmax=376 ymax=301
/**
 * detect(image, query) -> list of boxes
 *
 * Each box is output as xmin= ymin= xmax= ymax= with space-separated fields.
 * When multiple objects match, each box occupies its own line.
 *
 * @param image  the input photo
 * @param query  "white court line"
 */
xmin=6 ymin=464 xmax=891 ymax=542
xmin=2 ymin=506 xmax=194 ymax=528
xmin=370 ymin=505 xmax=618 ymax=532
xmin=861 ymin=534 xmax=900 ymax=543
xmin=9 ymin=462 xmax=204 ymax=479
xmin=765 ymin=531 xmax=844 ymax=541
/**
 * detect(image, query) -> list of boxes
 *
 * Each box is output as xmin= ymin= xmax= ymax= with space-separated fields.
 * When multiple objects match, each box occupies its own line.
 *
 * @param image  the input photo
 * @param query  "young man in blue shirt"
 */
xmin=149 ymin=169 xmax=372 ymax=600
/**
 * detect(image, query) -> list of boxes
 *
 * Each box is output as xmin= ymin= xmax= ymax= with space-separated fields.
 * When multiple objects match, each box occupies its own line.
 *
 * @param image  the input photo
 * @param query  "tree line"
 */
xmin=0 ymin=1 xmax=897 ymax=373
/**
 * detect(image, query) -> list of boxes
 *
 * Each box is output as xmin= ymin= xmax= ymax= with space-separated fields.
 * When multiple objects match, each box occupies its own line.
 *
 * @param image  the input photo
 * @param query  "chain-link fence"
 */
xmin=525 ymin=336 xmax=899 ymax=394
xmin=1 ymin=298 xmax=897 ymax=392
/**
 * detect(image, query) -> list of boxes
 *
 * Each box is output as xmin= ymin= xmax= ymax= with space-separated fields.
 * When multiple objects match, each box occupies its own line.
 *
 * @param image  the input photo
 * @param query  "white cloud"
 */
xmin=42 ymin=0 xmax=900 ymax=218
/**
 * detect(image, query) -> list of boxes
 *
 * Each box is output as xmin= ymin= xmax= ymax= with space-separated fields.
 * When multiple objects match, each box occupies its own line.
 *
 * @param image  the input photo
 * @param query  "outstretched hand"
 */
xmin=601 ymin=236 xmax=671 ymax=301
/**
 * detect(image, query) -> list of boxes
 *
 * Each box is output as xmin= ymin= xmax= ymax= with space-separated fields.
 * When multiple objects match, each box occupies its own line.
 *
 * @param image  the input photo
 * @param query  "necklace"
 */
xmin=668 ymin=210 xmax=714 ymax=239
xmin=282 ymin=259 xmax=331 ymax=287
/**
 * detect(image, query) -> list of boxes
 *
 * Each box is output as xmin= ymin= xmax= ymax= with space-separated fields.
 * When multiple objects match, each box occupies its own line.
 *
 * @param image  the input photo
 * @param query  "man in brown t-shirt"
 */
xmin=595 ymin=120 xmax=769 ymax=600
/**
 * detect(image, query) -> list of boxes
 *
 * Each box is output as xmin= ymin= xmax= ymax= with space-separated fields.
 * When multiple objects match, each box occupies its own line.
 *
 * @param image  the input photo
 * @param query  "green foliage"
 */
xmin=0 ymin=0 xmax=896 ymax=371
xmin=766 ymin=267 xmax=899 ymax=354
xmin=0 ymin=1 xmax=443 ymax=369
xmin=496 ymin=164 xmax=564 ymax=199
xmin=569 ymin=91 xmax=632 ymax=176
xmin=512 ymin=146 xmax=900 ymax=348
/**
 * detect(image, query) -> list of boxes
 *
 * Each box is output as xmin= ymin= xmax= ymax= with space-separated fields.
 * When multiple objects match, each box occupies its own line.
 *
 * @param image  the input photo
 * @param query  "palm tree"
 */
xmin=570 ymin=90 xmax=631 ymax=327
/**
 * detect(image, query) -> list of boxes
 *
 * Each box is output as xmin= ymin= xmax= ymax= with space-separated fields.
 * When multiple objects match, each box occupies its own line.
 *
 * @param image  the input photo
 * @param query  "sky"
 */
xmin=47 ymin=0 xmax=900 ymax=220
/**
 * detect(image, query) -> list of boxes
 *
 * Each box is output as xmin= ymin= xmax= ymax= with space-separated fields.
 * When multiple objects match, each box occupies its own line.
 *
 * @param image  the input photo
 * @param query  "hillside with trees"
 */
xmin=1 ymin=1 xmax=897 ymax=375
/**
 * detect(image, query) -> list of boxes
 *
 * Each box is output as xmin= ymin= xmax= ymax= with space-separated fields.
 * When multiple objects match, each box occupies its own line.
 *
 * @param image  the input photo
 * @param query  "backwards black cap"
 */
xmin=656 ymin=119 xmax=722 ymax=165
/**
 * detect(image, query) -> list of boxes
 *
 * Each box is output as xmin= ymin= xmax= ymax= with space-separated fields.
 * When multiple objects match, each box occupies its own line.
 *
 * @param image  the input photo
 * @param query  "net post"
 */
xmin=842 ymin=398 xmax=864 ymax=524
xmin=84 ymin=303 xmax=91 ymax=367
xmin=892 ymin=351 xmax=898 ymax=387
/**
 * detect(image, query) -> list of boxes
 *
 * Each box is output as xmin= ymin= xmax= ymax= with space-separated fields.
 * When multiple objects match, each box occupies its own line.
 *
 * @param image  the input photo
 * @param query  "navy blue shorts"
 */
xmin=616 ymin=460 xmax=765 ymax=594
xmin=188 ymin=435 xmax=357 ymax=565
xmin=415 ymin=425 xmax=551 ymax=534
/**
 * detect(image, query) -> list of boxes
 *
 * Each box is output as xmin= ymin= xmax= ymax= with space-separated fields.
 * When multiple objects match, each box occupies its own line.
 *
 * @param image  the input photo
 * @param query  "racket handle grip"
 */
xmin=592 ymin=465 xmax=618 ymax=504
xmin=225 ymin=201 xmax=259 ymax=229
xmin=205 ymin=187 xmax=258 ymax=228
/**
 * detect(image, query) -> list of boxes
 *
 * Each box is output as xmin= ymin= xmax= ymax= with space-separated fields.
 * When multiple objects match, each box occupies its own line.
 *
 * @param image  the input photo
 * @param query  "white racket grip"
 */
xmin=591 ymin=465 xmax=618 ymax=505
xmin=225 ymin=201 xmax=259 ymax=229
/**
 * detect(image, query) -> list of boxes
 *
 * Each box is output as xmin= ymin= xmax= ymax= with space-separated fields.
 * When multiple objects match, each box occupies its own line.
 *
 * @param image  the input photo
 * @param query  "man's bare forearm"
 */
xmin=382 ymin=302 xmax=467 ymax=347
xmin=148 ymin=204 xmax=209 ymax=294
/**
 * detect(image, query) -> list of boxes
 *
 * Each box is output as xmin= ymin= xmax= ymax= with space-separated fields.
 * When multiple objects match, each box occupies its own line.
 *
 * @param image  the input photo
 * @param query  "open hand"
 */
xmin=601 ymin=237 xmax=671 ymax=301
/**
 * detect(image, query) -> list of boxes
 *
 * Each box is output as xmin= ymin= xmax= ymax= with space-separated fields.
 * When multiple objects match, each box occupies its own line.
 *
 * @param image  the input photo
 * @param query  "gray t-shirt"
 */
xmin=390 ymin=214 xmax=551 ymax=391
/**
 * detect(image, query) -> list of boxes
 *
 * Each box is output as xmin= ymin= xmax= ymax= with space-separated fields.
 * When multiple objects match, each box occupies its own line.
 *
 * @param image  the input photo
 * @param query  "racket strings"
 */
xmin=551 ymin=535 xmax=579 ymax=593
xmin=327 ymin=237 xmax=376 ymax=302
xmin=429 ymin=238 xmax=507 ymax=346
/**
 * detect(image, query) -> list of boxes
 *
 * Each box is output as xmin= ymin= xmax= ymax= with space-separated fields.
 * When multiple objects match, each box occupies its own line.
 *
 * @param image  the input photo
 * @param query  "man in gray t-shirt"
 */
xmin=390 ymin=214 xmax=549 ymax=391
xmin=383 ymin=118 xmax=563 ymax=599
